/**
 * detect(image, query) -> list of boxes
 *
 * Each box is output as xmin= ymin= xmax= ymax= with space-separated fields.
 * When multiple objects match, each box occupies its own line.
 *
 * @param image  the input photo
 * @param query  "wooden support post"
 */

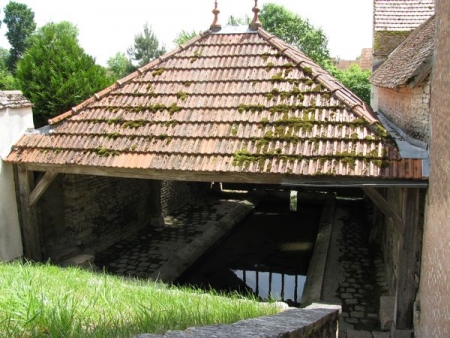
xmin=16 ymin=165 xmax=41 ymax=261
xmin=149 ymin=180 xmax=164 ymax=227
xmin=395 ymin=188 xmax=420 ymax=329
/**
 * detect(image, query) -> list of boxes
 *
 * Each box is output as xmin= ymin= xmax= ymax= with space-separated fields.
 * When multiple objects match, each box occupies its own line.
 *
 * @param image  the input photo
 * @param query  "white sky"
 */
xmin=0 ymin=0 xmax=373 ymax=66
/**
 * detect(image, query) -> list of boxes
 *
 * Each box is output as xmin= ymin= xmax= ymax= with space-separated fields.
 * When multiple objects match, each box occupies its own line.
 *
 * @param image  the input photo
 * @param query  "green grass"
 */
xmin=0 ymin=261 xmax=280 ymax=337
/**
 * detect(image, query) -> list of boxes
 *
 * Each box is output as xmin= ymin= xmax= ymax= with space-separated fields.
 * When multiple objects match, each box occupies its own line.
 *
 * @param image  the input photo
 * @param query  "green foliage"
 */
xmin=173 ymin=30 xmax=198 ymax=45
xmin=228 ymin=15 xmax=250 ymax=26
xmin=15 ymin=21 xmax=114 ymax=127
xmin=2 ymin=1 xmax=36 ymax=73
xmin=107 ymin=52 xmax=135 ymax=79
xmin=128 ymin=23 xmax=166 ymax=67
xmin=0 ymin=47 xmax=16 ymax=89
xmin=259 ymin=3 xmax=330 ymax=65
xmin=0 ymin=261 xmax=279 ymax=337
xmin=324 ymin=62 xmax=371 ymax=104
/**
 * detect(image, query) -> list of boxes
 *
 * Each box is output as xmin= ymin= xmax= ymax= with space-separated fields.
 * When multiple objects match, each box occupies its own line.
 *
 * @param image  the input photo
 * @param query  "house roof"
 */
xmin=374 ymin=0 xmax=435 ymax=31
xmin=0 ymin=90 xmax=33 ymax=109
xmin=6 ymin=26 xmax=426 ymax=183
xmin=371 ymin=15 xmax=435 ymax=88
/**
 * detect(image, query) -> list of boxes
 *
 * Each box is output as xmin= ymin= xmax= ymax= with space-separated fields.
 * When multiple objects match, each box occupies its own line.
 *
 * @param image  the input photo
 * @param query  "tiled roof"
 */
xmin=371 ymin=15 xmax=435 ymax=88
xmin=374 ymin=0 xmax=434 ymax=31
xmin=0 ymin=90 xmax=33 ymax=109
xmin=6 ymin=27 xmax=426 ymax=182
xmin=359 ymin=48 xmax=373 ymax=70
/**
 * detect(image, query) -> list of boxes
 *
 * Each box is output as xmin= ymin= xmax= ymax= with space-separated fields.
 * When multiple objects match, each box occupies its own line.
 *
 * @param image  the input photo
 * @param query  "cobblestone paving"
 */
xmin=95 ymin=195 xmax=245 ymax=279
xmin=336 ymin=199 xmax=389 ymax=337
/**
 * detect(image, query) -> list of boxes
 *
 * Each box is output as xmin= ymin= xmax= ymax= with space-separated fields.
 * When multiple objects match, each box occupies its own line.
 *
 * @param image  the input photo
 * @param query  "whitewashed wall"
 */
xmin=0 ymin=92 xmax=34 ymax=261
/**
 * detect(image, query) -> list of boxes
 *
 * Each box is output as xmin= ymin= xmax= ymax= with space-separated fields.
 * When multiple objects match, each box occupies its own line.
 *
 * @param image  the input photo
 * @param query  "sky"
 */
xmin=0 ymin=0 xmax=373 ymax=66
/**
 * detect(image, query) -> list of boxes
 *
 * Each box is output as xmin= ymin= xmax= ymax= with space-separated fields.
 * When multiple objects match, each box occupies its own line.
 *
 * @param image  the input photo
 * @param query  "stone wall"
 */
xmin=161 ymin=181 xmax=210 ymax=216
xmin=38 ymin=176 xmax=210 ymax=262
xmin=371 ymin=188 xmax=424 ymax=297
xmin=377 ymin=81 xmax=430 ymax=143
xmin=135 ymin=304 xmax=341 ymax=338
xmin=39 ymin=174 xmax=158 ymax=262
xmin=416 ymin=0 xmax=450 ymax=336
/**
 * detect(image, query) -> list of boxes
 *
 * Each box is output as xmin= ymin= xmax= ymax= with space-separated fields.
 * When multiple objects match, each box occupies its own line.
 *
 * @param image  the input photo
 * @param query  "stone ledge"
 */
xmin=300 ymin=193 xmax=336 ymax=306
xmin=150 ymin=193 xmax=262 ymax=283
xmin=134 ymin=303 xmax=341 ymax=338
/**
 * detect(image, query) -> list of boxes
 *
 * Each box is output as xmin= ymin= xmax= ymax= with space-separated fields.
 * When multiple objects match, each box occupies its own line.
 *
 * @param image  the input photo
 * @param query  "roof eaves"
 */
xmin=48 ymin=30 xmax=213 ymax=126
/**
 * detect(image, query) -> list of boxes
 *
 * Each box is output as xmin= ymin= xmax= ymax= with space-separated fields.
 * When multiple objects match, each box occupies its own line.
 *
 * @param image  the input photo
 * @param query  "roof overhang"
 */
xmin=19 ymin=162 xmax=428 ymax=189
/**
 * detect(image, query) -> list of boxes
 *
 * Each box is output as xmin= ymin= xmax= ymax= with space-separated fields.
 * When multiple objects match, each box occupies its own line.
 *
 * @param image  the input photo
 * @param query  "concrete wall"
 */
xmin=37 ymin=175 xmax=209 ymax=262
xmin=416 ymin=0 xmax=450 ymax=336
xmin=377 ymin=81 xmax=431 ymax=143
xmin=0 ymin=103 xmax=34 ymax=261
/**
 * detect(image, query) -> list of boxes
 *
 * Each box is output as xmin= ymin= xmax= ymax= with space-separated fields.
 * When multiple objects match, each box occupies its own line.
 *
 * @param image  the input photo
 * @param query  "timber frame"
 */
xmin=14 ymin=163 xmax=426 ymax=331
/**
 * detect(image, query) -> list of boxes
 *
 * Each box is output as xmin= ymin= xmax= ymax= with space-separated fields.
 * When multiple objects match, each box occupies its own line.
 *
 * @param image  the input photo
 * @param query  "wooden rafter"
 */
xmin=363 ymin=187 xmax=403 ymax=225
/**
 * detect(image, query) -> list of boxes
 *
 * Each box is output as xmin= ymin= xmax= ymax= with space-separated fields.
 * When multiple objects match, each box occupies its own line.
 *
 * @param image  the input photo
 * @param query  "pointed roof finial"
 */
xmin=210 ymin=1 xmax=222 ymax=32
xmin=249 ymin=0 xmax=262 ymax=31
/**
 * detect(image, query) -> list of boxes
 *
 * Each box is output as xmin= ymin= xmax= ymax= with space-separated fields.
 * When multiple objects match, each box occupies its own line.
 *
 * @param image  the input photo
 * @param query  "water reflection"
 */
xmin=233 ymin=269 xmax=306 ymax=306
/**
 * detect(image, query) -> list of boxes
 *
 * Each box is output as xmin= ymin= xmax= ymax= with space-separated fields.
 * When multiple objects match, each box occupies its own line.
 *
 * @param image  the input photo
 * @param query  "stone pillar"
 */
xmin=149 ymin=180 xmax=164 ymax=227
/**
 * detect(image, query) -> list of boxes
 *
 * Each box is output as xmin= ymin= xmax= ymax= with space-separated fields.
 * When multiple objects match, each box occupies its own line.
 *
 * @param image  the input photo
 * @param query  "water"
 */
xmin=176 ymin=193 xmax=322 ymax=307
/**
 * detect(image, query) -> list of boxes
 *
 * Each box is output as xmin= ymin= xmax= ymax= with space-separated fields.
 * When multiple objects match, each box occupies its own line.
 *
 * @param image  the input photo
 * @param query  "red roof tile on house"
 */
xmin=6 ymin=27 xmax=426 ymax=183
xmin=374 ymin=0 xmax=435 ymax=31
xmin=371 ymin=15 xmax=435 ymax=88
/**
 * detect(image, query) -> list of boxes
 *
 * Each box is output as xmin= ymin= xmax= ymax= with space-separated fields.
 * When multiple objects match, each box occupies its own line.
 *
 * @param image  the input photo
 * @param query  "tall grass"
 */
xmin=0 ymin=261 xmax=280 ymax=337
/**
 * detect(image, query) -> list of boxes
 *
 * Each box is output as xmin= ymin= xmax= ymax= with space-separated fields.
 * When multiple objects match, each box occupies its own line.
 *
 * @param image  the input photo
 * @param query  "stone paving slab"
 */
xmin=96 ymin=192 xmax=261 ymax=282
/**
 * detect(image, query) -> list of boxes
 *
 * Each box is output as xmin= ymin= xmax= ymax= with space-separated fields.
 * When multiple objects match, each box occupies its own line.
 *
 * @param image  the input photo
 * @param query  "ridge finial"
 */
xmin=210 ymin=1 xmax=222 ymax=32
xmin=249 ymin=0 xmax=262 ymax=31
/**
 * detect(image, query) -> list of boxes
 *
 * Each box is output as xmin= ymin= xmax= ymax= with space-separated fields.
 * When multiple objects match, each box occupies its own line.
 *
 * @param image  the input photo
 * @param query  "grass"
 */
xmin=0 ymin=261 xmax=280 ymax=337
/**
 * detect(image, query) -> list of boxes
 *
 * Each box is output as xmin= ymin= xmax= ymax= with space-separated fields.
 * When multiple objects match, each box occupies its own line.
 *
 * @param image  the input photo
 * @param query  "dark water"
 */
xmin=176 ymin=194 xmax=322 ymax=307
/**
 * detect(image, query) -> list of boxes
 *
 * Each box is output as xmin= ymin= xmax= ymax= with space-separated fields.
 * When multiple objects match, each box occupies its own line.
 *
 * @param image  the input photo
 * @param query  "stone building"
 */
xmin=415 ymin=0 xmax=450 ymax=336
xmin=370 ymin=0 xmax=450 ymax=336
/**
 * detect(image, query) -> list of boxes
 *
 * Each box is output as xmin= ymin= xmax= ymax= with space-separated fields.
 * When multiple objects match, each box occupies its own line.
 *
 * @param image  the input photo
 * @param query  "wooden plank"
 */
xmin=17 ymin=165 xmax=41 ymax=261
xmin=29 ymin=171 xmax=58 ymax=207
xmin=363 ymin=187 xmax=403 ymax=225
xmin=395 ymin=188 xmax=420 ymax=329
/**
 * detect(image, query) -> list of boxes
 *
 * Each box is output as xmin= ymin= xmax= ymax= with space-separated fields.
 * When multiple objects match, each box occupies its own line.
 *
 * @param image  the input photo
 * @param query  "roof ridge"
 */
xmin=48 ymin=30 xmax=213 ymax=126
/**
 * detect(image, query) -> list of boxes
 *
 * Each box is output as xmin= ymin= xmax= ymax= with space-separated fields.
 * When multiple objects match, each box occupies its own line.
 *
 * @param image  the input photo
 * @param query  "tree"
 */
xmin=107 ymin=52 xmax=135 ymax=79
xmin=173 ymin=30 xmax=198 ymax=45
xmin=2 ymin=1 xmax=36 ymax=73
xmin=0 ymin=47 xmax=15 ymax=89
xmin=259 ymin=3 xmax=329 ymax=65
xmin=127 ymin=23 xmax=166 ymax=67
xmin=15 ymin=21 xmax=114 ymax=127
xmin=324 ymin=62 xmax=371 ymax=104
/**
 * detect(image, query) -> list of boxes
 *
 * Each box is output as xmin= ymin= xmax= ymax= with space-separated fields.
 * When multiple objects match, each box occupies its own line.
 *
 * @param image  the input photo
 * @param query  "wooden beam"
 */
xmin=29 ymin=171 xmax=58 ymax=207
xmin=363 ymin=187 xmax=403 ymax=225
xmin=24 ymin=162 xmax=429 ymax=187
xmin=16 ymin=165 xmax=41 ymax=261
xmin=395 ymin=188 xmax=420 ymax=329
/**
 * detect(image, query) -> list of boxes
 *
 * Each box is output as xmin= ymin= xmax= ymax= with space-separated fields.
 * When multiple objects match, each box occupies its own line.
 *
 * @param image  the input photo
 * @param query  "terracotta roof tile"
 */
xmin=371 ymin=15 xmax=435 ymax=88
xmin=6 ymin=27 xmax=426 ymax=182
xmin=374 ymin=0 xmax=435 ymax=31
